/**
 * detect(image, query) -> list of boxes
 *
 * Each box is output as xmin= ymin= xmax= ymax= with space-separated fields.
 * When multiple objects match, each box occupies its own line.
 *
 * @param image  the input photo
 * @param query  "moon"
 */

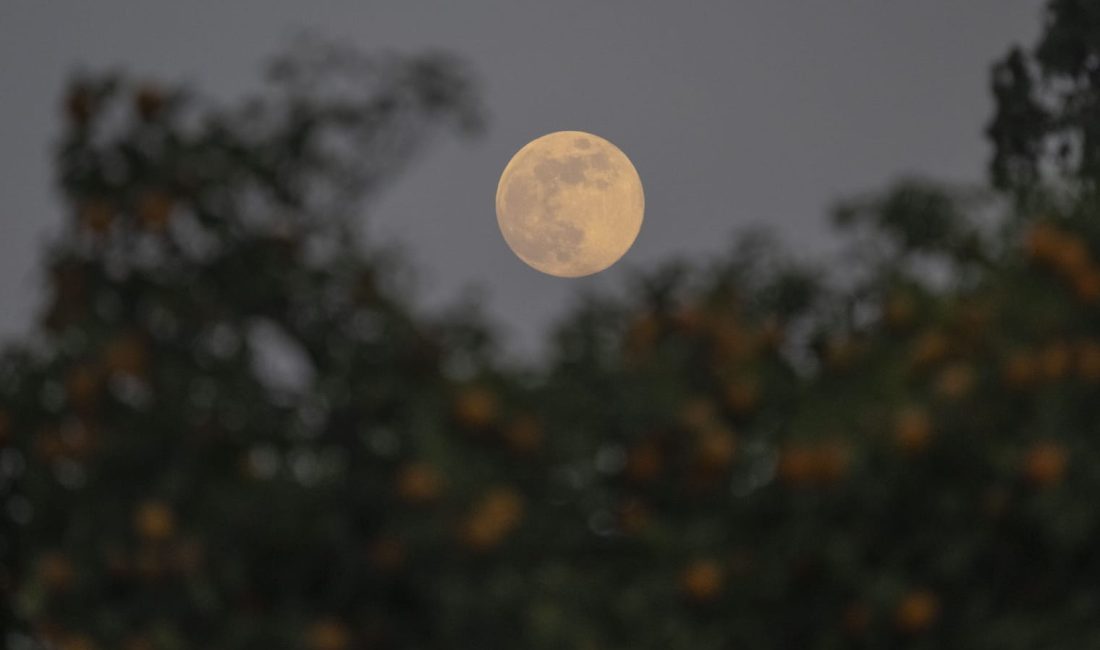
xmin=495 ymin=131 xmax=644 ymax=278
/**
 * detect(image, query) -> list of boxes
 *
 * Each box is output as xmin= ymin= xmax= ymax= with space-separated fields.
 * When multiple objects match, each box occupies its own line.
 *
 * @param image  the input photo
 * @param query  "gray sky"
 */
xmin=0 ymin=1 xmax=1043 ymax=357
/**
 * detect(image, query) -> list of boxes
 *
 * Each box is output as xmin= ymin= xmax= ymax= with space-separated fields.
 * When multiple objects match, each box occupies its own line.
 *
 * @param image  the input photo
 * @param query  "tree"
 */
xmin=7 ymin=3 xmax=1100 ymax=648
xmin=0 ymin=40 xmax=525 ymax=649
xmin=988 ymin=0 xmax=1100 ymax=193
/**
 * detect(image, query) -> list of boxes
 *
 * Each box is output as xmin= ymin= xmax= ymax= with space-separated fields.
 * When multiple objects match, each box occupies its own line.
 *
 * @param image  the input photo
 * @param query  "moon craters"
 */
xmin=495 ymin=131 xmax=644 ymax=278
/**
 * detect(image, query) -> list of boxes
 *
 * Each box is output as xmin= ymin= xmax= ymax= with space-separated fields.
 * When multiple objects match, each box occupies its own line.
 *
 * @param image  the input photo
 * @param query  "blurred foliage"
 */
xmin=989 ymin=0 xmax=1100 ymax=193
xmin=5 ymin=6 xmax=1100 ymax=649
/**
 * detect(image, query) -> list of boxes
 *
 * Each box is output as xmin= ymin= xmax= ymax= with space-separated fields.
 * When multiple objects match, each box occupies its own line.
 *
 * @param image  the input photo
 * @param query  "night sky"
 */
xmin=0 ymin=1 xmax=1042 ymax=356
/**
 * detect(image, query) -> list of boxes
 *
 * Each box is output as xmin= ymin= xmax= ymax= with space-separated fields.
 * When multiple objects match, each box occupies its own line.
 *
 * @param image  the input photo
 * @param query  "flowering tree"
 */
xmin=5 ymin=3 xmax=1100 ymax=649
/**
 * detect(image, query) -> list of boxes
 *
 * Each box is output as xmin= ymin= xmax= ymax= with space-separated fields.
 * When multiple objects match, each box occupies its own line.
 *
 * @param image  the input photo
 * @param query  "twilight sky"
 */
xmin=0 ymin=1 xmax=1043 ymax=357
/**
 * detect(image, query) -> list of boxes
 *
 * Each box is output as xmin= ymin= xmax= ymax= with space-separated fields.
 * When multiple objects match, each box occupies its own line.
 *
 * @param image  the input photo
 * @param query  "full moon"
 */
xmin=495 ymin=131 xmax=644 ymax=278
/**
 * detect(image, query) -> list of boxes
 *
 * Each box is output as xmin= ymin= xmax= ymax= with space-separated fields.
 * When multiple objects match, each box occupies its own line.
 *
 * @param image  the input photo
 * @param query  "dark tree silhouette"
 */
xmin=988 ymin=0 xmax=1100 ymax=192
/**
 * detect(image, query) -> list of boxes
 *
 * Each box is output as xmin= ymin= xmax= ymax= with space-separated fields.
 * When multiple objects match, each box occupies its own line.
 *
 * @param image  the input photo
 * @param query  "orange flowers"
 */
xmin=459 ymin=487 xmax=524 ymax=551
xmin=37 ymin=551 xmax=76 ymax=592
xmin=56 ymin=635 xmax=97 ymax=650
xmin=1022 ymin=441 xmax=1068 ymax=487
xmin=933 ymin=362 xmax=976 ymax=401
xmin=1025 ymin=223 xmax=1100 ymax=304
xmin=724 ymin=377 xmax=761 ymax=415
xmin=1025 ymin=223 xmax=1068 ymax=264
xmin=1079 ymin=340 xmax=1100 ymax=381
xmin=695 ymin=427 xmax=737 ymax=471
xmin=894 ymin=406 xmax=933 ymax=453
xmin=452 ymin=385 xmax=499 ymax=431
xmin=367 ymin=536 xmax=407 ymax=573
xmin=306 ymin=619 xmax=351 ymax=650
xmin=894 ymin=589 xmax=940 ymax=633
xmin=502 ymin=415 xmax=543 ymax=455
xmin=1002 ymin=350 xmax=1039 ymax=390
xmin=1038 ymin=342 xmax=1071 ymax=381
xmin=910 ymin=331 xmax=950 ymax=369
xmin=134 ymin=500 xmax=176 ymax=542
xmin=624 ymin=440 xmax=663 ymax=483
xmin=1073 ymin=269 xmax=1100 ymax=302
xmin=1003 ymin=339 xmax=1100 ymax=389
xmin=680 ymin=559 xmax=725 ymax=603
xmin=677 ymin=397 xmax=739 ymax=473
xmin=395 ymin=462 xmax=445 ymax=505
xmin=777 ymin=441 xmax=851 ymax=487
xmin=776 ymin=445 xmax=817 ymax=486
xmin=814 ymin=441 xmax=852 ymax=484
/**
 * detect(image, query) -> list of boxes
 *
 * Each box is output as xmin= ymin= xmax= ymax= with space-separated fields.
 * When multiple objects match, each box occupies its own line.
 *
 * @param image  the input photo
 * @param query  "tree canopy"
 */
xmin=5 ymin=5 xmax=1100 ymax=649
